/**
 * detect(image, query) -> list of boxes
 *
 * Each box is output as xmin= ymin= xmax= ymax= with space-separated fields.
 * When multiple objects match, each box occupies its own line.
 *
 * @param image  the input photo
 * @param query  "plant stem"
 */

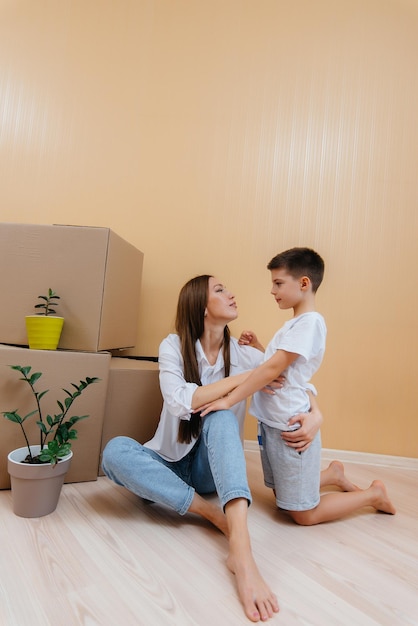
xmin=25 ymin=375 xmax=46 ymax=449
xmin=19 ymin=423 xmax=33 ymax=460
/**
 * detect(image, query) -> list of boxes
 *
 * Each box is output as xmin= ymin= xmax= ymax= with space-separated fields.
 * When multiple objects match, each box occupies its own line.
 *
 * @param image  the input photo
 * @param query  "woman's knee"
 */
xmin=204 ymin=409 xmax=238 ymax=432
xmin=104 ymin=435 xmax=129 ymax=454
xmin=102 ymin=436 xmax=136 ymax=468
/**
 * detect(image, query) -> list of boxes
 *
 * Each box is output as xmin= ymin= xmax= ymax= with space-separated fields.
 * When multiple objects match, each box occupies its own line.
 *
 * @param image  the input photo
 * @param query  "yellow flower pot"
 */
xmin=25 ymin=316 xmax=64 ymax=350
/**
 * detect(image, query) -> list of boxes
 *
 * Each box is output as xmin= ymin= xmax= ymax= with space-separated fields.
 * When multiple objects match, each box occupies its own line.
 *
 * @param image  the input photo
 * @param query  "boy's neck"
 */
xmin=293 ymin=296 xmax=316 ymax=318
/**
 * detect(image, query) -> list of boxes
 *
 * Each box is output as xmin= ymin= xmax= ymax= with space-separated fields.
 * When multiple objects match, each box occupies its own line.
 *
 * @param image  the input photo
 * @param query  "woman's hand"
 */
xmin=196 ymin=396 xmax=231 ymax=417
xmin=281 ymin=393 xmax=323 ymax=452
xmin=261 ymin=375 xmax=286 ymax=394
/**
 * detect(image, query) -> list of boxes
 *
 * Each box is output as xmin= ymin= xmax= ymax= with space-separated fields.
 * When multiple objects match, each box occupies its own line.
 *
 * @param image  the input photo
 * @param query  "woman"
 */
xmin=102 ymin=275 xmax=322 ymax=622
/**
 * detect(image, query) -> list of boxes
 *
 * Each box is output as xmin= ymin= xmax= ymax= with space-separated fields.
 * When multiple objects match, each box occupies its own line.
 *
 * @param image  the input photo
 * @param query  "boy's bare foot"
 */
xmin=321 ymin=460 xmax=360 ymax=492
xmin=227 ymin=545 xmax=279 ymax=622
xmin=370 ymin=480 xmax=396 ymax=515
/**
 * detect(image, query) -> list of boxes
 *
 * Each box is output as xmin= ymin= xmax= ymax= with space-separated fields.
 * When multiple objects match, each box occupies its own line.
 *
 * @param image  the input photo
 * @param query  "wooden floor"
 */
xmin=0 ymin=449 xmax=417 ymax=626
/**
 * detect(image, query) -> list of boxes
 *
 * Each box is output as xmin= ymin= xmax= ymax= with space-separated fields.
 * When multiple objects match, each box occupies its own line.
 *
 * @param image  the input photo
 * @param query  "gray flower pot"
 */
xmin=7 ymin=445 xmax=72 ymax=517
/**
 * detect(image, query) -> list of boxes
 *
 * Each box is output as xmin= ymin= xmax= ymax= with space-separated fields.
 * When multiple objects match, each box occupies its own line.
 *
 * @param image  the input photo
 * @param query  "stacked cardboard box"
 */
xmin=0 ymin=346 xmax=111 ymax=488
xmin=98 ymin=358 xmax=163 ymax=475
xmin=0 ymin=223 xmax=162 ymax=489
xmin=0 ymin=223 xmax=144 ymax=351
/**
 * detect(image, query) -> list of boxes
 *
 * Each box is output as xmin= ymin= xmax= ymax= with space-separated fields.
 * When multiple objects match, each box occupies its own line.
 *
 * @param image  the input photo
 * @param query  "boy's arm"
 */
xmin=238 ymin=330 xmax=265 ymax=352
xmin=240 ymin=330 xmax=288 ymax=391
xmin=198 ymin=349 xmax=298 ymax=416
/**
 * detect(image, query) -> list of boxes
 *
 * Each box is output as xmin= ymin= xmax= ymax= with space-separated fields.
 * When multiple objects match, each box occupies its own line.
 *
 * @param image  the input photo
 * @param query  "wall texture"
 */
xmin=1 ymin=0 xmax=417 ymax=457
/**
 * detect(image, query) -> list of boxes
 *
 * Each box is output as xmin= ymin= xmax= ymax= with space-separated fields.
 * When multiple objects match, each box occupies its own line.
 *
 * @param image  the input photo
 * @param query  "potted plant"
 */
xmin=2 ymin=364 xmax=100 ymax=517
xmin=25 ymin=288 xmax=64 ymax=350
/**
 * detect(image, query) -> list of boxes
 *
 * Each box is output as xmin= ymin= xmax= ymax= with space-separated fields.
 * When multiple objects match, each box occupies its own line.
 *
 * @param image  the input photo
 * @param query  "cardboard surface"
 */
xmin=0 ymin=345 xmax=111 ymax=488
xmin=99 ymin=357 xmax=163 ymax=475
xmin=0 ymin=223 xmax=144 ymax=351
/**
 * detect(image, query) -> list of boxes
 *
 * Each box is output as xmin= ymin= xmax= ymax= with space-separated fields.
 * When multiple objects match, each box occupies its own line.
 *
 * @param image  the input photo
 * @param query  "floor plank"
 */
xmin=0 ymin=450 xmax=417 ymax=626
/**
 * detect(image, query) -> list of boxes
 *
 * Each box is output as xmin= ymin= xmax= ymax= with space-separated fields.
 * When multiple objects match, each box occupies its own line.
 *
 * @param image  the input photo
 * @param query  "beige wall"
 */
xmin=1 ymin=0 xmax=417 ymax=457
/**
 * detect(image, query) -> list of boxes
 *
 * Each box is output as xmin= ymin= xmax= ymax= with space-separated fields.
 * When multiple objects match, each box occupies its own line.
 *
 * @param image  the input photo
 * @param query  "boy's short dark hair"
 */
xmin=267 ymin=247 xmax=324 ymax=293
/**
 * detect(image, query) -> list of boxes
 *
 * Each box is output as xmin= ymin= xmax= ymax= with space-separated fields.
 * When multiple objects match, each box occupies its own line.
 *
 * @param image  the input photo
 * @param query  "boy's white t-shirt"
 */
xmin=250 ymin=311 xmax=327 ymax=430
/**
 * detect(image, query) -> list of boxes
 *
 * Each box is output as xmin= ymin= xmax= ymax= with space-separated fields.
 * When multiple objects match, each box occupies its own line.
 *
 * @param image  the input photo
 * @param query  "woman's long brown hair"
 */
xmin=176 ymin=275 xmax=231 ymax=444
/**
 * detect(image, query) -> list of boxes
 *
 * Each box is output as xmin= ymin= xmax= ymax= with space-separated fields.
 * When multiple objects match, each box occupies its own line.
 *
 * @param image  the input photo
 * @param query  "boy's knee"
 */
xmin=288 ymin=509 xmax=316 ymax=526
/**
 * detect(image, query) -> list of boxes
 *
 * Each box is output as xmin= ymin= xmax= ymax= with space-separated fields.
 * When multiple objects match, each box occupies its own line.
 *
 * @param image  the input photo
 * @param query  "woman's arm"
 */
xmin=159 ymin=335 xmax=254 ymax=415
xmin=190 ymin=371 xmax=251 ymax=410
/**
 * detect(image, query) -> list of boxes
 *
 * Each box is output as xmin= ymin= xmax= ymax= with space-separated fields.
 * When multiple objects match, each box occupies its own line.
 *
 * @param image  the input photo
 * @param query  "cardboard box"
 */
xmin=0 ymin=345 xmax=111 ymax=488
xmin=0 ymin=223 xmax=144 ymax=352
xmin=99 ymin=357 xmax=163 ymax=475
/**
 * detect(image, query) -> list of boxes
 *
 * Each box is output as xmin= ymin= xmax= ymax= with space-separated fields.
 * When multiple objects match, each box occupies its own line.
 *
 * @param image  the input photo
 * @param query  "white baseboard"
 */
xmin=244 ymin=440 xmax=418 ymax=471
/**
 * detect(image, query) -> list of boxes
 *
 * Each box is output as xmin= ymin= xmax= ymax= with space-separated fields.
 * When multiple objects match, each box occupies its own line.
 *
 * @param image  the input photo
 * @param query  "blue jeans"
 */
xmin=102 ymin=410 xmax=252 ymax=515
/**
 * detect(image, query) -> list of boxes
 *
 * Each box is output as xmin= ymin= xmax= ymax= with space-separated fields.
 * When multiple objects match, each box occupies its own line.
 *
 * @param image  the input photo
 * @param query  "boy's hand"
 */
xmin=238 ymin=330 xmax=265 ymax=351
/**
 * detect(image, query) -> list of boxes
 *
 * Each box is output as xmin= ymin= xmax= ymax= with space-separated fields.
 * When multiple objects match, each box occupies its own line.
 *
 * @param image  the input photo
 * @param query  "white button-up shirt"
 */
xmin=145 ymin=333 xmax=263 ymax=461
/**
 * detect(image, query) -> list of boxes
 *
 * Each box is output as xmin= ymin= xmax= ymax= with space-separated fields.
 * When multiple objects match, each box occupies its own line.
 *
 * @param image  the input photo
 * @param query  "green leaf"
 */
xmin=11 ymin=365 xmax=31 ymax=376
xmin=29 ymin=372 xmax=43 ymax=385
xmin=64 ymin=396 xmax=73 ymax=409
xmin=69 ymin=415 xmax=88 ymax=425
xmin=21 ymin=409 xmax=39 ymax=422
xmin=2 ymin=411 xmax=22 ymax=424
xmin=37 ymin=421 xmax=48 ymax=435
xmin=86 ymin=377 xmax=101 ymax=385
xmin=57 ymin=444 xmax=71 ymax=457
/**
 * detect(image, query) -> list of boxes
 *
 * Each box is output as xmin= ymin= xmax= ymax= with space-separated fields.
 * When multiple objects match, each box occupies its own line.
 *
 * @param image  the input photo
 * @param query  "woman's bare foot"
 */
xmin=321 ymin=460 xmax=360 ymax=492
xmin=370 ymin=480 xmax=396 ymax=515
xmin=227 ymin=544 xmax=279 ymax=622
xmin=223 ymin=498 xmax=279 ymax=621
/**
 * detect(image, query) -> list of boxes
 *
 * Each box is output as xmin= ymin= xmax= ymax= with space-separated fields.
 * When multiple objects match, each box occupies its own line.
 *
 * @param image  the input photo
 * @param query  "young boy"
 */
xmin=199 ymin=247 xmax=395 ymax=524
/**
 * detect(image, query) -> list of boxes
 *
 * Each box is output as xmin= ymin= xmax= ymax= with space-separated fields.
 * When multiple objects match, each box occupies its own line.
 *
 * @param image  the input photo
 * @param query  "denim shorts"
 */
xmin=258 ymin=421 xmax=321 ymax=511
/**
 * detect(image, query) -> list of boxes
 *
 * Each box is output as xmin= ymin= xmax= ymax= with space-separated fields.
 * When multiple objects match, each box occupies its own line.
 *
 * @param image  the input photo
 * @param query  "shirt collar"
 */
xmin=196 ymin=338 xmax=223 ymax=371
xmin=196 ymin=338 xmax=240 ymax=371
